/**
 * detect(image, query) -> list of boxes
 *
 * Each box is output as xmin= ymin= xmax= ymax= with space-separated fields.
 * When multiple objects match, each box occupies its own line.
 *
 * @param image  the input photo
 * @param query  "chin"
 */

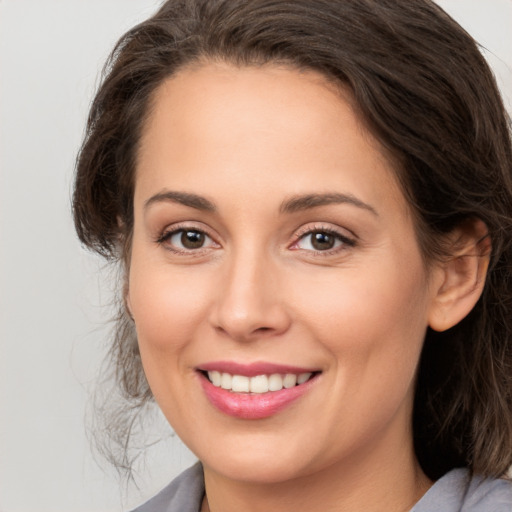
xmin=204 ymin=454 xmax=312 ymax=484
xmin=194 ymin=431 xmax=325 ymax=484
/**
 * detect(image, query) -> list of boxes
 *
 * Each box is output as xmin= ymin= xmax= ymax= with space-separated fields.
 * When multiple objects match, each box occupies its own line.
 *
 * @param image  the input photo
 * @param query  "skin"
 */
xmin=127 ymin=62 xmax=486 ymax=512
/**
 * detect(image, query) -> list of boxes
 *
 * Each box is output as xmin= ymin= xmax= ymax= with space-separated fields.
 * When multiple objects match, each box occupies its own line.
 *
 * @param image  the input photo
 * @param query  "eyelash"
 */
xmin=155 ymin=223 xmax=356 ymax=256
xmin=155 ymin=223 xmax=218 ymax=255
xmin=290 ymin=224 xmax=356 ymax=256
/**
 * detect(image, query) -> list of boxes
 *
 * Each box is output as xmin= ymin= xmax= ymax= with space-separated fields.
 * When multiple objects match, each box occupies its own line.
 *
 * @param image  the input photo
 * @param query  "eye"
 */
xmin=297 ymin=231 xmax=342 ymax=251
xmin=158 ymin=228 xmax=218 ymax=252
xmin=292 ymin=228 xmax=355 ymax=253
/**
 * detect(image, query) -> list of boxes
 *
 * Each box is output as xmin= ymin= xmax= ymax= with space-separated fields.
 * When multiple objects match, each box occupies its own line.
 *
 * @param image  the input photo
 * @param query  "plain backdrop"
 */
xmin=0 ymin=1 xmax=511 ymax=511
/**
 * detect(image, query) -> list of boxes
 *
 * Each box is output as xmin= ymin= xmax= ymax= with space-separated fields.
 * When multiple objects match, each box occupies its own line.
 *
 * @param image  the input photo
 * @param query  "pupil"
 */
xmin=181 ymin=230 xmax=204 ymax=249
xmin=312 ymin=231 xmax=334 ymax=250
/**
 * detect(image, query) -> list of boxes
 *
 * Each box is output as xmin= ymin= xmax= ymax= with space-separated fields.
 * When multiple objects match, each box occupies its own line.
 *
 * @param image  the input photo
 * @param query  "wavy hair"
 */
xmin=73 ymin=0 xmax=512 ymax=480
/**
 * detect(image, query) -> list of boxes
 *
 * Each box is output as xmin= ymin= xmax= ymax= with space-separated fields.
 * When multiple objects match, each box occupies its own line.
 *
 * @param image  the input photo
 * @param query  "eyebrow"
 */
xmin=143 ymin=190 xmax=378 ymax=216
xmin=280 ymin=193 xmax=378 ymax=216
xmin=144 ymin=190 xmax=216 ymax=212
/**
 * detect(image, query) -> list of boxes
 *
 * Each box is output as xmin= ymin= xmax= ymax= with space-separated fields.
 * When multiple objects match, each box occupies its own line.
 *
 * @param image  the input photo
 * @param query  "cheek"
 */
xmin=290 ymin=251 xmax=430 ymax=384
xmin=127 ymin=252 xmax=218 ymax=418
xmin=127 ymin=250 xmax=214 ymax=357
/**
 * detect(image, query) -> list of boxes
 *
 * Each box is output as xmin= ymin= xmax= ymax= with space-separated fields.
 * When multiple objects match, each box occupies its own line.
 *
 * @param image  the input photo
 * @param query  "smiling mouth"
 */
xmin=201 ymin=370 xmax=319 ymax=393
xmin=198 ymin=366 xmax=321 ymax=419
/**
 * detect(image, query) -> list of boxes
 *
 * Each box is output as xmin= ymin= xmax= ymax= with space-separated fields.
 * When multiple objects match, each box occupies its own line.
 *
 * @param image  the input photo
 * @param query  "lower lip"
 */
xmin=199 ymin=373 xmax=318 ymax=420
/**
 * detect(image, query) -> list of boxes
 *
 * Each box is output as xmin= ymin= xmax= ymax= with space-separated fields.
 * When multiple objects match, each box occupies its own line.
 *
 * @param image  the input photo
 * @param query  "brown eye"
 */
xmin=310 ymin=231 xmax=336 ymax=250
xmin=181 ymin=230 xmax=205 ymax=249
xmin=294 ymin=228 xmax=354 ymax=253
xmin=162 ymin=228 xmax=217 ymax=252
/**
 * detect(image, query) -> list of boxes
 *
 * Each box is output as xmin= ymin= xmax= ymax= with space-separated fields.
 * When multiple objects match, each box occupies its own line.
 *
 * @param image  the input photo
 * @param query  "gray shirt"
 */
xmin=131 ymin=462 xmax=512 ymax=511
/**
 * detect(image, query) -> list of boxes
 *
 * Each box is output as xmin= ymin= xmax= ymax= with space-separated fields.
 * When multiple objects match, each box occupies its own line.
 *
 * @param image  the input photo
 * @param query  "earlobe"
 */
xmin=428 ymin=219 xmax=491 ymax=332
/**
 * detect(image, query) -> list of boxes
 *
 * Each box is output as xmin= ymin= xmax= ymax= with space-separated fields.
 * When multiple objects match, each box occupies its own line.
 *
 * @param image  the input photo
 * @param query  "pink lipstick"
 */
xmin=197 ymin=361 xmax=320 ymax=420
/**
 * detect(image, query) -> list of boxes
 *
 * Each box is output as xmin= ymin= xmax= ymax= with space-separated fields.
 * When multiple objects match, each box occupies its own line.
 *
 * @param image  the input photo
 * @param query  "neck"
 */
xmin=201 ymin=429 xmax=432 ymax=512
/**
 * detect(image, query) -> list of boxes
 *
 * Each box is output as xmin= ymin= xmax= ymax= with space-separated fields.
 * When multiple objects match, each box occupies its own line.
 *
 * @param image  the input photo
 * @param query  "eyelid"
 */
xmin=155 ymin=221 xmax=220 ymax=253
xmin=293 ymin=222 xmax=355 ymax=240
xmin=289 ymin=223 xmax=357 ymax=253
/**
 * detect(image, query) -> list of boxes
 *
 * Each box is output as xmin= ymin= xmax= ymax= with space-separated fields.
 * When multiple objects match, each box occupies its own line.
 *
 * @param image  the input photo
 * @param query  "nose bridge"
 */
xmin=210 ymin=242 xmax=290 ymax=340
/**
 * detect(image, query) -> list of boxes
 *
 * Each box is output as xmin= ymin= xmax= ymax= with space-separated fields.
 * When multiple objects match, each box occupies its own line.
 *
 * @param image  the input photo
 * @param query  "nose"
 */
xmin=209 ymin=249 xmax=292 ymax=342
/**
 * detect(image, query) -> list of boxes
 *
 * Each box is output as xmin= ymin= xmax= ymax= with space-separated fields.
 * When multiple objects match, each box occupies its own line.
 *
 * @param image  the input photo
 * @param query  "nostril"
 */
xmin=215 ymin=324 xmax=266 ymax=335
xmin=209 ymin=296 xmax=292 ymax=341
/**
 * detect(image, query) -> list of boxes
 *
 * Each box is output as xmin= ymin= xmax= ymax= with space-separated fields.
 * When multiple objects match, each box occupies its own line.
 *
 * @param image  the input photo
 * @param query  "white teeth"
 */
xmin=283 ymin=373 xmax=297 ymax=388
xmin=207 ymin=371 xmax=314 ymax=392
xmin=297 ymin=372 xmax=312 ymax=384
xmin=249 ymin=375 xmax=269 ymax=394
xmin=268 ymin=374 xmax=284 ymax=391
xmin=209 ymin=370 xmax=221 ymax=387
xmin=231 ymin=375 xmax=250 ymax=392
xmin=220 ymin=373 xmax=232 ymax=390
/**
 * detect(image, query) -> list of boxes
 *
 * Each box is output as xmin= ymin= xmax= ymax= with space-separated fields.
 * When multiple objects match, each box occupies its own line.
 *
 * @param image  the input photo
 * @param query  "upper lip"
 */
xmin=197 ymin=361 xmax=320 ymax=377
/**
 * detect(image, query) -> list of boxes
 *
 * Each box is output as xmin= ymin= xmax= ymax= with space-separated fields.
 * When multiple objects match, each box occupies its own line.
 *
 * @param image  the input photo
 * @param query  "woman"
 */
xmin=73 ymin=0 xmax=512 ymax=510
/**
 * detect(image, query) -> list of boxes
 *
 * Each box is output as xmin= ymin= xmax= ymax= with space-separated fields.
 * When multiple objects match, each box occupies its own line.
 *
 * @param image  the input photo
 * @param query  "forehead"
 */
xmin=141 ymin=62 xmax=366 ymax=152
xmin=135 ymin=61 xmax=407 ymax=217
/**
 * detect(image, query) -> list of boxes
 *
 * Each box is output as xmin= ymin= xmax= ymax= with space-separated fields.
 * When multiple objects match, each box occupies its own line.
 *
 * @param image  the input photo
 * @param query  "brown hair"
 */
xmin=73 ymin=0 xmax=512 ymax=480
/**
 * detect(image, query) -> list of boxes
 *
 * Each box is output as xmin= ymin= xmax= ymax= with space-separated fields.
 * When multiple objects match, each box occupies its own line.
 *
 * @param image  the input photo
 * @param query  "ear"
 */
xmin=428 ymin=218 xmax=491 ymax=332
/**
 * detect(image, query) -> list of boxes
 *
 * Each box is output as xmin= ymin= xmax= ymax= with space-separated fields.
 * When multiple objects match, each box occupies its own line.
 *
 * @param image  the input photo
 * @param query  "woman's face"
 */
xmin=128 ymin=62 xmax=443 ymax=483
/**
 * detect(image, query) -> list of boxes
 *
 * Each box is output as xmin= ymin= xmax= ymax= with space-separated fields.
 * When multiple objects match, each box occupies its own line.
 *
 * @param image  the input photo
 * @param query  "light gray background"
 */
xmin=1 ymin=1 xmax=511 ymax=511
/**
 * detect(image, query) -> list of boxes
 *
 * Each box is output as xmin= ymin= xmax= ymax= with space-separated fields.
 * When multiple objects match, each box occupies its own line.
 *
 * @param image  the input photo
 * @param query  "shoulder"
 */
xmin=412 ymin=468 xmax=512 ymax=512
xmin=463 ymin=471 xmax=512 ymax=511
xmin=130 ymin=462 xmax=205 ymax=512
